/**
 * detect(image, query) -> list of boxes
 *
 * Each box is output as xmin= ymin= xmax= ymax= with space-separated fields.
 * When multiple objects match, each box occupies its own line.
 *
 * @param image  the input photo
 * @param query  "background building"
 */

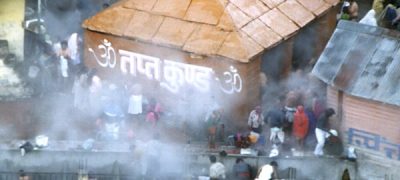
xmin=313 ymin=20 xmax=400 ymax=179
xmin=83 ymin=0 xmax=340 ymax=129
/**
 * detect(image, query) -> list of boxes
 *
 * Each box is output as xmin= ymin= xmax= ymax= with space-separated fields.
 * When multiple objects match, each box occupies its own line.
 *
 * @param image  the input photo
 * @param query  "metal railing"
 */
xmin=0 ymin=172 xmax=136 ymax=180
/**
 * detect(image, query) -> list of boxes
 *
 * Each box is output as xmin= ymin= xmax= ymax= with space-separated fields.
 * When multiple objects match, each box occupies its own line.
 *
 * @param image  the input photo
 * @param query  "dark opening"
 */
xmin=342 ymin=169 xmax=351 ymax=180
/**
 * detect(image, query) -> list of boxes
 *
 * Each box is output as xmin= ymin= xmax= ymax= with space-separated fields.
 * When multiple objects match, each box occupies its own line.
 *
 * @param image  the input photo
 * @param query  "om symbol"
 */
xmin=216 ymin=66 xmax=243 ymax=94
xmin=88 ymin=39 xmax=117 ymax=68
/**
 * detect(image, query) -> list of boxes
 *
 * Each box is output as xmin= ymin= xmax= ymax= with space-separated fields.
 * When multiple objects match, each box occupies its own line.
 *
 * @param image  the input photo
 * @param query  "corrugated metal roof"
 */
xmin=312 ymin=20 xmax=400 ymax=106
xmin=83 ymin=0 xmax=338 ymax=63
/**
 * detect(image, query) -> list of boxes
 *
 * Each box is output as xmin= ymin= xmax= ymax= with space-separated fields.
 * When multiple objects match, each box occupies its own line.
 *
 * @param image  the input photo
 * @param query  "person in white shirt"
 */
xmin=248 ymin=106 xmax=264 ymax=133
xmin=256 ymin=161 xmax=279 ymax=180
xmin=57 ymin=41 xmax=71 ymax=90
xmin=67 ymin=33 xmax=81 ymax=66
xmin=127 ymin=84 xmax=146 ymax=122
xmin=128 ymin=94 xmax=143 ymax=115
xmin=209 ymin=155 xmax=226 ymax=180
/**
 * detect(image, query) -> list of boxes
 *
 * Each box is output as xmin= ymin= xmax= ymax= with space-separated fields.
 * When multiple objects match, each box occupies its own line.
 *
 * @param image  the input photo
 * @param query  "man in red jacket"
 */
xmin=293 ymin=106 xmax=309 ymax=150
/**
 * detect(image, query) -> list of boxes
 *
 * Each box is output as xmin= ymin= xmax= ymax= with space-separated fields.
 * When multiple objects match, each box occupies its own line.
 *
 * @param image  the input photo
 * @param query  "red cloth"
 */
xmin=154 ymin=103 xmax=162 ymax=113
xmin=293 ymin=106 xmax=309 ymax=139
xmin=148 ymin=102 xmax=162 ymax=114
xmin=146 ymin=102 xmax=161 ymax=126
xmin=146 ymin=112 xmax=157 ymax=125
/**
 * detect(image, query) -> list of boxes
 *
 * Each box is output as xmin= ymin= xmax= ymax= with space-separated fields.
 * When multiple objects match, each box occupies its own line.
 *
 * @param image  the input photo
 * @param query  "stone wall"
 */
xmin=355 ymin=148 xmax=400 ymax=180
xmin=0 ymin=148 xmax=358 ymax=180
xmin=190 ymin=153 xmax=357 ymax=180
xmin=0 ymin=0 xmax=25 ymax=60
xmin=3 ymin=147 xmax=399 ymax=179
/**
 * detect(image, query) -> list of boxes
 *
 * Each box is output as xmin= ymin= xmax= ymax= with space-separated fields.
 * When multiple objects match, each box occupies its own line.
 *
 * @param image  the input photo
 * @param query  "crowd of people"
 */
xmin=201 ymin=2 xmax=393 ymax=173
xmin=20 ymin=31 xmax=84 ymax=97
xmin=339 ymin=0 xmax=359 ymax=21
xmin=206 ymin=70 xmax=344 ymax=158
xmin=206 ymin=154 xmax=280 ymax=180
xmin=339 ymin=0 xmax=400 ymax=31
xmin=23 ymin=28 xmax=165 ymax=142
xmin=72 ymin=69 xmax=164 ymax=141
xmin=200 ymin=69 xmax=349 ymax=179
xmin=254 ymin=94 xmax=341 ymax=157
xmin=34 ymin=39 xmax=342 ymax=159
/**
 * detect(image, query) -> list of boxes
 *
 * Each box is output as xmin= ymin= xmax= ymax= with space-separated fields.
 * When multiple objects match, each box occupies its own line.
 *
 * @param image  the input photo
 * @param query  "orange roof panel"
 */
xmin=260 ymin=0 xmax=285 ymax=8
xmin=314 ymin=2 xmax=332 ymax=16
xmin=183 ymin=24 xmax=229 ymax=55
xmin=218 ymin=0 xmax=229 ymax=7
xmin=217 ymin=10 xmax=236 ymax=31
xmin=84 ymin=6 xmax=135 ymax=36
xmin=184 ymin=0 xmax=224 ymax=25
xmin=259 ymin=8 xmax=299 ymax=37
xmin=230 ymin=0 xmax=269 ymax=18
xmin=241 ymin=19 xmax=282 ymax=48
xmin=218 ymin=32 xmax=263 ymax=62
xmin=152 ymin=17 xmax=198 ymax=47
xmin=278 ymin=1 xmax=315 ymax=27
xmin=123 ymin=0 xmax=157 ymax=11
xmin=84 ymin=0 xmax=336 ymax=62
xmin=225 ymin=3 xmax=252 ymax=28
xmin=124 ymin=11 xmax=164 ymax=41
xmin=297 ymin=0 xmax=330 ymax=16
xmin=324 ymin=0 xmax=340 ymax=5
xmin=152 ymin=0 xmax=191 ymax=18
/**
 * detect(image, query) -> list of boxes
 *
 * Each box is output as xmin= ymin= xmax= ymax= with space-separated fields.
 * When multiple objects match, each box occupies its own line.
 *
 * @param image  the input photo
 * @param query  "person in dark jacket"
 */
xmin=304 ymin=107 xmax=317 ymax=148
xmin=314 ymin=108 xmax=335 ymax=156
xmin=19 ymin=141 xmax=34 ymax=156
xmin=265 ymin=106 xmax=285 ymax=144
xmin=19 ymin=170 xmax=29 ymax=180
xmin=232 ymin=158 xmax=252 ymax=180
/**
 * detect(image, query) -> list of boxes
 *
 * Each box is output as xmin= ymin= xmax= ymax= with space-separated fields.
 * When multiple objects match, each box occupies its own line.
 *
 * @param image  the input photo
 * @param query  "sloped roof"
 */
xmin=83 ymin=0 xmax=339 ymax=62
xmin=312 ymin=21 xmax=400 ymax=106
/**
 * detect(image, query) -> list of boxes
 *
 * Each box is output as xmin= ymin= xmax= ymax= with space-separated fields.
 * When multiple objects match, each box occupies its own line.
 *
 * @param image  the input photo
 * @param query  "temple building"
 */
xmin=83 ymin=0 xmax=340 ymax=128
